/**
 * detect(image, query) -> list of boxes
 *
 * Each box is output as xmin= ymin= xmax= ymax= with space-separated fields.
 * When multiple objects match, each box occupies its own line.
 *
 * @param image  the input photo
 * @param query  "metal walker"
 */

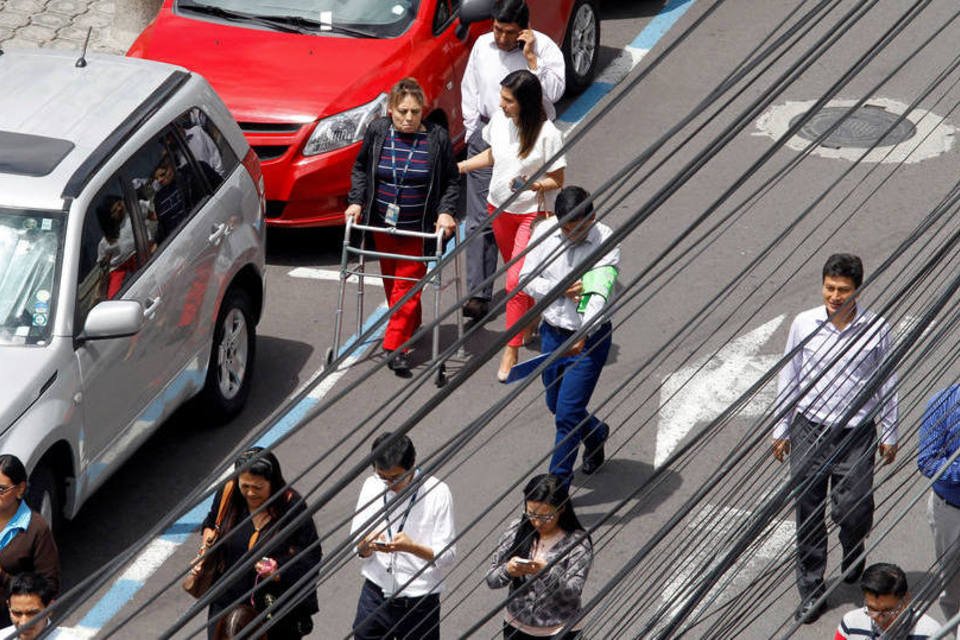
xmin=326 ymin=218 xmax=465 ymax=386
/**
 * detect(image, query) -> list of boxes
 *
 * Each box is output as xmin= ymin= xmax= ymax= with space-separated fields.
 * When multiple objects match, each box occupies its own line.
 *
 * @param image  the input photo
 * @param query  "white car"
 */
xmin=0 ymin=49 xmax=266 ymax=528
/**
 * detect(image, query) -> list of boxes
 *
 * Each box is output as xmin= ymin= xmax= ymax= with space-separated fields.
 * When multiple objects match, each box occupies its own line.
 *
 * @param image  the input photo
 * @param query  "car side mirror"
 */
xmin=79 ymin=300 xmax=144 ymax=341
xmin=457 ymin=0 xmax=494 ymax=39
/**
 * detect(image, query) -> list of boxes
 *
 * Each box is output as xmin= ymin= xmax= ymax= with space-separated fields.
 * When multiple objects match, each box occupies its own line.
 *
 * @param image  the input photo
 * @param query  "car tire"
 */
xmin=201 ymin=287 xmax=256 ymax=422
xmin=562 ymin=0 xmax=601 ymax=94
xmin=26 ymin=464 xmax=63 ymax=534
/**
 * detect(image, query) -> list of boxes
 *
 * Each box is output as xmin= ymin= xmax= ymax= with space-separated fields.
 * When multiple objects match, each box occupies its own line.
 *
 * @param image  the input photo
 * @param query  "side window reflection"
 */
xmin=76 ymin=178 xmax=142 ymax=328
xmin=174 ymin=107 xmax=239 ymax=191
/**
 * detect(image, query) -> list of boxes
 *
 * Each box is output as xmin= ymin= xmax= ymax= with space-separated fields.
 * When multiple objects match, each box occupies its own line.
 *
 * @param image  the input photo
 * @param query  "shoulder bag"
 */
xmin=183 ymin=480 xmax=235 ymax=598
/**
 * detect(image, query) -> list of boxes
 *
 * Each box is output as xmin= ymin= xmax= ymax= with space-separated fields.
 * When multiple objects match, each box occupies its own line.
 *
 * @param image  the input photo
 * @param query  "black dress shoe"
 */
xmin=841 ymin=543 xmax=865 ymax=583
xmin=387 ymin=352 xmax=412 ymax=378
xmin=794 ymin=593 xmax=827 ymax=624
xmin=581 ymin=424 xmax=608 ymax=475
xmin=462 ymin=297 xmax=489 ymax=319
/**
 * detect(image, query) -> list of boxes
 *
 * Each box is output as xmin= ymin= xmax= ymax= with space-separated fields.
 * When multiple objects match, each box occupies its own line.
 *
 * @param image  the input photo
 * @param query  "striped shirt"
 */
xmin=374 ymin=129 xmax=431 ymax=228
xmin=834 ymin=608 xmax=941 ymax=639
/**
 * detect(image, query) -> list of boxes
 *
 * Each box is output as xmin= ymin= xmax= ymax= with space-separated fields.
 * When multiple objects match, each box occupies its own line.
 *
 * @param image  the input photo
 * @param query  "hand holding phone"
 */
xmin=517 ymin=28 xmax=536 ymax=55
xmin=511 ymin=175 xmax=528 ymax=192
xmin=372 ymin=538 xmax=392 ymax=551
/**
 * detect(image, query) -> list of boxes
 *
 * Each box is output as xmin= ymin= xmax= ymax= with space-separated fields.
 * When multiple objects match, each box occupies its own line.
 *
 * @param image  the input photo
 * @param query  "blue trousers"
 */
xmin=540 ymin=321 xmax=612 ymax=485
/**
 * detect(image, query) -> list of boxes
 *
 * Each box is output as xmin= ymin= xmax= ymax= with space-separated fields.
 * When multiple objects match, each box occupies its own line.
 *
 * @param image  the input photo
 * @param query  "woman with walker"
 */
xmin=345 ymin=78 xmax=459 ymax=377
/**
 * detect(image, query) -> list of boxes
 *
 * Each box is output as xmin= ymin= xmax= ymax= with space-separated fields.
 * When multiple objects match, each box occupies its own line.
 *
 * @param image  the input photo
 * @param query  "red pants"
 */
xmin=373 ymin=233 xmax=426 ymax=352
xmin=489 ymin=203 xmax=536 ymax=348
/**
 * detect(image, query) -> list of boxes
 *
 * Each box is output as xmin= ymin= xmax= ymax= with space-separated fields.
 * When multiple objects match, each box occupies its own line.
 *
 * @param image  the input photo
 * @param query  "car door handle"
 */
xmin=208 ymin=223 xmax=228 ymax=245
xmin=143 ymin=296 xmax=162 ymax=319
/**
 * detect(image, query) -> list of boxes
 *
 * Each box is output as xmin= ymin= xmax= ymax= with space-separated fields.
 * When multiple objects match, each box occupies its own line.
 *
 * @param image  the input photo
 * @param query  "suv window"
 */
xmin=76 ymin=176 xmax=143 ymax=327
xmin=173 ymin=107 xmax=239 ymax=191
xmin=123 ymin=128 xmax=208 ymax=247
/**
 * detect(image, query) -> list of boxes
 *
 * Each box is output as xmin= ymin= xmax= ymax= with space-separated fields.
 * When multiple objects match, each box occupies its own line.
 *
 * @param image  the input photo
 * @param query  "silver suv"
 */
xmin=0 ymin=49 xmax=266 ymax=528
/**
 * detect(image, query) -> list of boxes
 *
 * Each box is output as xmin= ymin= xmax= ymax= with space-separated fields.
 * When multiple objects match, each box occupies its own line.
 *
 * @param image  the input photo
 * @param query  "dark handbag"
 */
xmin=213 ymin=603 xmax=266 ymax=640
xmin=183 ymin=480 xmax=235 ymax=598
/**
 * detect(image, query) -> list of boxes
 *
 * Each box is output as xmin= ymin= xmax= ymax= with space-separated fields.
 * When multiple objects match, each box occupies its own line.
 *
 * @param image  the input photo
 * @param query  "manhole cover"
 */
xmin=790 ymin=105 xmax=917 ymax=149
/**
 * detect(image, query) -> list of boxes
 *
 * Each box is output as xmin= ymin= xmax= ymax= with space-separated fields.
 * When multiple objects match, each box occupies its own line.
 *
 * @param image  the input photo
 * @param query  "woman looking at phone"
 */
xmin=195 ymin=448 xmax=321 ymax=639
xmin=458 ymin=69 xmax=566 ymax=381
xmin=486 ymin=474 xmax=592 ymax=639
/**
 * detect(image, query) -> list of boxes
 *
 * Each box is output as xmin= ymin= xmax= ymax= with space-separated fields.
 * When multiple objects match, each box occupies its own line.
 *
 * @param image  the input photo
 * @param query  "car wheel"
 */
xmin=202 ymin=287 xmax=256 ymax=422
xmin=26 ymin=465 xmax=63 ymax=534
xmin=562 ymin=0 xmax=601 ymax=94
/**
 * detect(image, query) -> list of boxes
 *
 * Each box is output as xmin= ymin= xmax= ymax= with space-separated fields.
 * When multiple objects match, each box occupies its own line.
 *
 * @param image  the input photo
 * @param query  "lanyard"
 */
xmin=383 ymin=479 xmax=420 ymax=540
xmin=389 ymin=127 xmax=419 ymax=201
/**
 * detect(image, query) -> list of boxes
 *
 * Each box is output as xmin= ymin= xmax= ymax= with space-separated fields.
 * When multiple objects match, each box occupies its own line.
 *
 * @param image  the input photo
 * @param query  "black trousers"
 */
xmin=352 ymin=579 xmax=441 ymax=640
xmin=464 ymin=127 xmax=497 ymax=301
xmin=789 ymin=413 xmax=876 ymax=597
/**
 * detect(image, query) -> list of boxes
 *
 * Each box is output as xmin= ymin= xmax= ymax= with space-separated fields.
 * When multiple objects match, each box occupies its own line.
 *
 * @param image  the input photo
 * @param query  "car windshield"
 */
xmin=0 ymin=209 xmax=63 ymax=346
xmin=178 ymin=0 xmax=421 ymax=37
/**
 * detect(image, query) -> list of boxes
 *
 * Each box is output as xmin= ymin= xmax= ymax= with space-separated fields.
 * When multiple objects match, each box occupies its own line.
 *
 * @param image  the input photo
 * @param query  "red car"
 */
xmin=129 ymin=0 xmax=600 ymax=227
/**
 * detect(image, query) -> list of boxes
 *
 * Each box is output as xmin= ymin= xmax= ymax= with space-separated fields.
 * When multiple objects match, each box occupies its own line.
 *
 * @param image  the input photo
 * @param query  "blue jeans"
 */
xmin=540 ymin=321 xmax=612 ymax=485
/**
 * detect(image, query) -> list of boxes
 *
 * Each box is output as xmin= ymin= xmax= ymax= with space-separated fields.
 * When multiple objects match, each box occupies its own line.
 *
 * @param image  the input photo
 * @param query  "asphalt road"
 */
xmin=58 ymin=1 xmax=960 ymax=638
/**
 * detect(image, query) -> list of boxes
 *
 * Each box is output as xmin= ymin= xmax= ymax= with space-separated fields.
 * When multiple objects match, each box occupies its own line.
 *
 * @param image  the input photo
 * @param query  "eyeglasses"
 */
xmin=524 ymin=510 xmax=559 ymax=523
xmin=864 ymin=601 xmax=905 ymax=620
xmin=0 ymin=485 xmax=18 ymax=496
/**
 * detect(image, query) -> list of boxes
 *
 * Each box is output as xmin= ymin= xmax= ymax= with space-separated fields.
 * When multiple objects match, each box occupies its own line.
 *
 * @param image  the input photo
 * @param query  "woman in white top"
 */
xmin=459 ymin=69 xmax=566 ymax=381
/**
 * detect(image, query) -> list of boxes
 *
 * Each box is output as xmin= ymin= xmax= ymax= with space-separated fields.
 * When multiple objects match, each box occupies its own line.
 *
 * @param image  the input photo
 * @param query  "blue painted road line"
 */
xmin=75 ymin=305 xmax=389 ymax=637
xmin=73 ymin=1 xmax=699 ymax=634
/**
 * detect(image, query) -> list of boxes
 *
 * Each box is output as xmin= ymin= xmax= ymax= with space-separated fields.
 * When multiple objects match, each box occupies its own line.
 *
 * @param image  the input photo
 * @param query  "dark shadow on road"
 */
xmin=573 ymin=458 xmax=682 ymax=526
xmin=58 ymin=334 xmax=313 ymax=589
xmin=599 ymin=0 xmax=668 ymax=21
xmin=266 ymin=226 xmax=343 ymax=267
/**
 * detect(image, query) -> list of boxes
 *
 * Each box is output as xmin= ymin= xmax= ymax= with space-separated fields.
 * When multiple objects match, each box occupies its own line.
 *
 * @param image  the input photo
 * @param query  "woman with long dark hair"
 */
xmin=0 ymin=455 xmax=59 ymax=629
xmin=459 ymin=69 xmax=566 ymax=381
xmin=195 ymin=447 xmax=321 ymax=639
xmin=486 ymin=474 xmax=592 ymax=639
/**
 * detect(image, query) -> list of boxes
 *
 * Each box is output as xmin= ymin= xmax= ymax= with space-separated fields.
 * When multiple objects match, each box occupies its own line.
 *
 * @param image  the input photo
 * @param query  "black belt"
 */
xmin=934 ymin=489 xmax=960 ymax=510
xmin=544 ymin=320 xmax=612 ymax=337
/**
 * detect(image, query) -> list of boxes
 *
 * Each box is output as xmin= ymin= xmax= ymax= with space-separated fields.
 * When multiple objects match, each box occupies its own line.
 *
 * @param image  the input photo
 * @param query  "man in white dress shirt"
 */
xmin=773 ymin=253 xmax=899 ymax=624
xmin=459 ymin=0 xmax=566 ymax=320
xmin=351 ymin=432 xmax=457 ymax=640
xmin=520 ymin=186 xmax=620 ymax=488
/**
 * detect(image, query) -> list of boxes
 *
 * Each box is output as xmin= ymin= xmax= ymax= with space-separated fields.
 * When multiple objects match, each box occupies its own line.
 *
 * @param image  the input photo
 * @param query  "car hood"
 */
xmin=132 ymin=13 xmax=414 ymax=123
xmin=0 ymin=344 xmax=62 ymax=434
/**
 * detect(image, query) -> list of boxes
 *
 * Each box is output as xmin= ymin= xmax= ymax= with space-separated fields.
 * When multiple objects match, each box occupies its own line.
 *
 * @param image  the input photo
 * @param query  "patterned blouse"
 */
xmin=374 ymin=128 xmax=431 ymax=228
xmin=486 ymin=519 xmax=593 ymax=630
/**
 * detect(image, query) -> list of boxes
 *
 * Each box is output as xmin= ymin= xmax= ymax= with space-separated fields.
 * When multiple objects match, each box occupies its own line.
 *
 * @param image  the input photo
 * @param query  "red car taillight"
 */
xmin=242 ymin=147 xmax=265 ymax=215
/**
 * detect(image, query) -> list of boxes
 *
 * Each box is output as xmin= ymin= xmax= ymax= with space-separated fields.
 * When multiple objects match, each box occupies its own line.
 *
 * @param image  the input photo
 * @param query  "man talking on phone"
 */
xmin=351 ymin=433 xmax=457 ymax=640
xmin=460 ymin=0 xmax=566 ymax=320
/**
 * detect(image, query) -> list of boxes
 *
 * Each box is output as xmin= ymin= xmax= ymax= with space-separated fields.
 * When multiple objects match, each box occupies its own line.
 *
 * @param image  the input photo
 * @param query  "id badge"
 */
xmin=385 ymin=203 xmax=400 ymax=226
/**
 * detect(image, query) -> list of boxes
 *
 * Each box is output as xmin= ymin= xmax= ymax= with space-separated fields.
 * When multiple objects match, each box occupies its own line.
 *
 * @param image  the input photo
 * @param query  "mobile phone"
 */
xmin=372 ymin=539 xmax=391 ymax=549
xmin=515 ymin=558 xmax=535 ymax=566
xmin=516 ymin=38 xmax=526 ymax=50
xmin=510 ymin=175 xmax=527 ymax=192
